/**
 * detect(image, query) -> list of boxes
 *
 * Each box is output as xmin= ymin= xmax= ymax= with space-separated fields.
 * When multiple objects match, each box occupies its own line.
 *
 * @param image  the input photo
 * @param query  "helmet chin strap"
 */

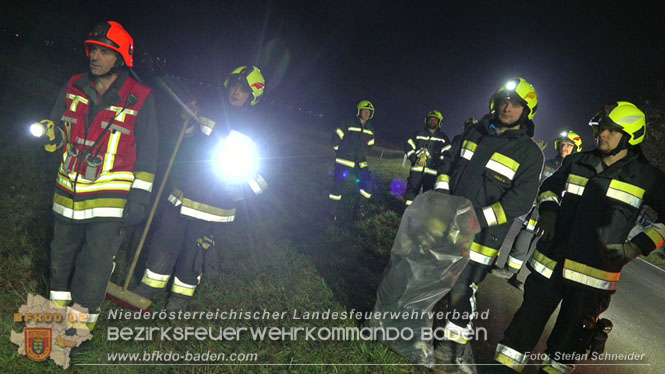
xmin=605 ymin=136 xmax=630 ymax=156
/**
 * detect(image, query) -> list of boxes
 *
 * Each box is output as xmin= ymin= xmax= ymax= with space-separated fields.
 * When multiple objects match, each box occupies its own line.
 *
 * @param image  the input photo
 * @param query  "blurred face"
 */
xmin=559 ymin=141 xmax=575 ymax=158
xmin=228 ymin=82 xmax=251 ymax=107
xmin=359 ymin=109 xmax=372 ymax=121
xmin=88 ymin=45 xmax=119 ymax=76
xmin=596 ymin=124 xmax=624 ymax=154
xmin=496 ymin=98 xmax=525 ymax=126
xmin=426 ymin=116 xmax=440 ymax=129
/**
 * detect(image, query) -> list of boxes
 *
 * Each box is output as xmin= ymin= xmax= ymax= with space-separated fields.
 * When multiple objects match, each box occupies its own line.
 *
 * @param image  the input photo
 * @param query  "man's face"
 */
xmin=88 ymin=45 xmax=119 ymax=76
xmin=559 ymin=141 xmax=575 ymax=158
xmin=496 ymin=98 xmax=525 ymax=126
xmin=359 ymin=109 xmax=372 ymax=121
xmin=426 ymin=116 xmax=440 ymax=129
xmin=228 ymin=82 xmax=251 ymax=107
xmin=596 ymin=125 xmax=624 ymax=154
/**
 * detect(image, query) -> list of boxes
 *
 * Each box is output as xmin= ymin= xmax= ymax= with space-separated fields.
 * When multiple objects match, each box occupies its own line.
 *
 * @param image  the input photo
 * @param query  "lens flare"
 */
xmin=390 ymin=178 xmax=407 ymax=196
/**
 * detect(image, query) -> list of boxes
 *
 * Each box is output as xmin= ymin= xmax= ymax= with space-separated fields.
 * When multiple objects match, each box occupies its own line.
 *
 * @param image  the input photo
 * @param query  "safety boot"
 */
xmin=434 ymin=340 xmax=475 ymax=374
xmin=490 ymin=266 xmax=515 ymax=279
xmin=132 ymin=283 xmax=165 ymax=300
xmin=166 ymin=294 xmax=193 ymax=312
xmin=508 ymin=275 xmax=524 ymax=291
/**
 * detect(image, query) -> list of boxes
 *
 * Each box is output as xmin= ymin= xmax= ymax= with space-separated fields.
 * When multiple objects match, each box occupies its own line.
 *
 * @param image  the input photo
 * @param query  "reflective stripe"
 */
xmin=248 ymin=174 xmax=268 ymax=194
xmin=565 ymin=174 xmax=588 ymax=196
xmin=332 ymin=145 xmax=339 ymax=150
xmin=67 ymin=93 xmax=88 ymax=111
xmin=75 ymin=137 xmax=95 ymax=146
xmin=407 ymin=139 xmax=416 ymax=149
xmin=335 ymin=158 xmax=355 ymax=167
xmin=348 ymin=127 xmax=362 ymax=132
xmin=538 ymin=191 xmax=560 ymax=204
xmin=108 ymin=105 xmax=137 ymax=122
xmin=363 ymin=129 xmax=373 ymax=135
xmin=411 ymin=166 xmax=424 ymax=172
xmin=486 ymin=153 xmax=520 ymax=181
xmin=435 ymin=174 xmax=449 ymax=190
xmin=416 ymin=136 xmax=431 ymax=141
xmin=329 ymin=194 xmax=342 ymax=201
xmin=405 ymin=200 xmax=413 ymax=206
xmin=62 ymin=116 xmax=78 ymax=124
xmin=482 ymin=202 xmax=507 ymax=227
xmin=336 ymin=128 xmax=344 ymax=139
xmin=56 ymin=173 xmax=132 ymax=193
xmin=430 ymin=137 xmax=447 ymax=143
xmin=141 ymin=268 xmax=170 ymax=289
xmin=359 ymin=161 xmax=368 ymax=168
xmin=52 ymin=194 xmax=125 ymax=220
xmin=406 ymin=150 xmax=415 ymax=157
xmin=461 ymin=140 xmax=477 ymax=160
xmin=424 ymin=167 xmax=437 ymax=175
xmin=132 ymin=172 xmax=155 ymax=192
xmin=469 ymin=242 xmax=499 ymax=265
xmin=171 ymin=276 xmax=197 ymax=296
xmin=198 ymin=116 xmax=216 ymax=136
xmin=541 ymin=354 xmax=576 ymax=374
xmin=562 ymin=259 xmax=620 ymax=291
xmin=100 ymin=121 xmax=131 ymax=135
xmin=495 ymin=343 xmax=528 ymax=372
xmin=66 ymin=306 xmax=98 ymax=331
xmin=367 ymin=138 xmax=375 ymax=146
xmin=168 ymin=189 xmax=236 ymax=223
xmin=606 ymin=179 xmax=644 ymax=208
xmin=49 ymin=291 xmax=72 ymax=301
xmin=441 ymin=144 xmax=452 ymax=152
xmin=507 ymin=256 xmax=524 ymax=270
xmin=443 ymin=320 xmax=473 ymax=345
xmin=644 ymin=224 xmax=665 ymax=249
xmin=359 ymin=189 xmax=371 ymax=199
xmin=529 ymin=250 xmax=557 ymax=278
xmin=526 ymin=218 xmax=538 ymax=231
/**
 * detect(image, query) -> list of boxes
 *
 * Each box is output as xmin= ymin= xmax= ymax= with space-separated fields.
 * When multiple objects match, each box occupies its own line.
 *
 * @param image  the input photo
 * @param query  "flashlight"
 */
xmin=213 ymin=130 xmax=259 ymax=182
xmin=29 ymin=122 xmax=46 ymax=137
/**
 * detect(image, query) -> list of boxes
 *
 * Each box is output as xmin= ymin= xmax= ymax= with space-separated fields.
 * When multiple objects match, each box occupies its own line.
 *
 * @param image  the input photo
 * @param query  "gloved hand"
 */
xmin=535 ymin=210 xmax=557 ymax=241
xmin=606 ymin=242 xmax=642 ymax=267
xmin=123 ymin=201 xmax=147 ymax=226
xmin=535 ymin=140 xmax=548 ymax=152
xmin=416 ymin=154 xmax=428 ymax=167
xmin=180 ymin=101 xmax=200 ymax=122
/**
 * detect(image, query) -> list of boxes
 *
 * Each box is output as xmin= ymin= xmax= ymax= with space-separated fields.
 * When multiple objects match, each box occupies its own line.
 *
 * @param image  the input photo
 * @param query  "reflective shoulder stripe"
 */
xmin=348 ymin=127 xmax=362 ymax=132
xmin=407 ymin=139 xmax=417 ymax=149
xmin=644 ymin=224 xmax=665 ymax=249
xmin=336 ymin=128 xmax=345 ymax=139
xmin=529 ymin=250 xmax=557 ymax=278
xmin=486 ymin=153 xmax=520 ymax=181
xmin=482 ymin=202 xmax=507 ymax=227
xmin=606 ymin=179 xmax=645 ymax=208
xmin=538 ymin=191 xmax=560 ymax=204
xmin=565 ymin=174 xmax=588 ymax=196
xmin=562 ymin=259 xmax=620 ymax=291
xmin=335 ymin=158 xmax=355 ymax=167
xmin=495 ymin=343 xmax=528 ymax=372
xmin=469 ymin=242 xmax=499 ymax=265
xmin=461 ymin=140 xmax=477 ymax=160
xmin=67 ymin=93 xmax=88 ymax=111
xmin=416 ymin=136 xmax=430 ymax=140
xmin=108 ymin=105 xmax=138 ymax=123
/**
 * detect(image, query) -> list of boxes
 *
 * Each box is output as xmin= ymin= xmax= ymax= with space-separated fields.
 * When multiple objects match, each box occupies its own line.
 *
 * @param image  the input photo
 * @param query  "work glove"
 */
xmin=606 ymin=242 xmax=642 ymax=267
xmin=123 ymin=200 xmax=147 ymax=226
xmin=194 ymin=234 xmax=219 ymax=275
xmin=416 ymin=154 xmax=428 ymax=167
xmin=535 ymin=140 xmax=548 ymax=152
xmin=535 ymin=210 xmax=557 ymax=241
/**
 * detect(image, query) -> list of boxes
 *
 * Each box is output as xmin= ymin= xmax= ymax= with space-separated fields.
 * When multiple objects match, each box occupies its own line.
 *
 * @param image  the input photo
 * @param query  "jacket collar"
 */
xmin=73 ymin=70 xmax=129 ymax=108
xmin=478 ymin=114 xmax=530 ymax=139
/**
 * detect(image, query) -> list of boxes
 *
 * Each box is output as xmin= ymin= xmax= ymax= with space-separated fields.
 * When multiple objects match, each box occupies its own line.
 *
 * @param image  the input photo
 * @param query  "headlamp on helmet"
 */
xmin=554 ymin=130 xmax=583 ymax=153
xmin=489 ymin=77 xmax=538 ymax=120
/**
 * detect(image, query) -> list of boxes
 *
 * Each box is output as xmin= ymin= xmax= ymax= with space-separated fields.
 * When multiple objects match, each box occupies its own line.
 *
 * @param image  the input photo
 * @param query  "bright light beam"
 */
xmin=213 ymin=130 xmax=259 ymax=182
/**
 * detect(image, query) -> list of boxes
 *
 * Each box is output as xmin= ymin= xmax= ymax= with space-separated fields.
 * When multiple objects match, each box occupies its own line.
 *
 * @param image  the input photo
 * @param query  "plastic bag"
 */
xmin=366 ymin=191 xmax=480 ymax=366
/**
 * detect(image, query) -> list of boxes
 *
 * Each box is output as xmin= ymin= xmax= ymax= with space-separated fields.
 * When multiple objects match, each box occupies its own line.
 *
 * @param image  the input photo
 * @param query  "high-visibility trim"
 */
xmin=407 ymin=139 xmax=417 ymax=149
xmin=461 ymin=140 xmax=477 ymax=160
xmin=411 ymin=166 xmax=424 ymax=172
xmin=348 ymin=127 xmax=362 ymax=132
xmin=562 ymin=259 xmax=620 ymax=291
xmin=367 ymin=138 xmax=375 ymax=146
xmin=430 ymin=137 xmax=447 ymax=143
xmin=644 ymin=224 xmax=665 ymax=249
xmin=435 ymin=174 xmax=450 ymax=190
xmin=538 ymin=191 xmax=560 ymax=204
xmin=59 ymin=169 xmax=136 ymax=184
xmin=541 ymin=354 xmax=576 ymax=374
xmin=363 ymin=129 xmax=374 ymax=135
xmin=62 ymin=116 xmax=78 ymax=124
xmin=102 ymin=131 xmax=121 ymax=173
xmin=486 ymin=152 xmax=520 ymax=181
xmin=141 ymin=268 xmax=170 ymax=289
xmin=359 ymin=189 xmax=372 ymax=199
xmin=336 ymin=128 xmax=344 ymax=139
xmin=52 ymin=194 xmax=125 ymax=219
xmin=171 ymin=276 xmax=197 ymax=296
xmin=606 ymin=180 xmax=645 ymax=208
xmin=565 ymin=174 xmax=588 ymax=196
xmin=424 ymin=167 xmax=437 ymax=175
xmin=416 ymin=136 xmax=431 ymax=141
xmin=56 ymin=173 xmax=133 ymax=193
xmin=100 ymin=121 xmax=131 ymax=135
xmin=329 ymin=194 xmax=342 ymax=201
xmin=405 ymin=200 xmax=413 ymax=206
xmin=168 ymin=189 xmax=236 ymax=222
xmin=406 ymin=150 xmax=415 ymax=157
xmin=198 ymin=116 xmax=216 ymax=136
xmin=49 ymin=291 xmax=72 ymax=301
xmin=507 ymin=256 xmax=524 ymax=270
xmin=66 ymin=306 xmax=99 ymax=331
xmin=443 ymin=320 xmax=472 ymax=345
xmin=441 ymin=144 xmax=452 ymax=152
xmin=529 ymin=250 xmax=557 ymax=279
xmin=494 ymin=343 xmax=528 ymax=373
xmin=67 ymin=93 xmax=88 ymax=111
xmin=108 ymin=105 xmax=138 ymax=123
xmin=358 ymin=161 xmax=368 ymax=168
xmin=482 ymin=202 xmax=507 ymax=227
xmin=526 ymin=218 xmax=538 ymax=231
xmin=75 ymin=137 xmax=95 ymax=146
xmin=248 ymin=174 xmax=268 ymax=195
xmin=469 ymin=242 xmax=499 ymax=265
xmin=332 ymin=145 xmax=339 ymax=151
xmin=335 ymin=158 xmax=355 ymax=167
xmin=132 ymin=171 xmax=155 ymax=192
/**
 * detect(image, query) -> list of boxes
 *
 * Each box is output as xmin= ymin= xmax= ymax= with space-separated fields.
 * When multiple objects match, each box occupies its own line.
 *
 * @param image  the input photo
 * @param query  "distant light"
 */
xmin=29 ymin=122 xmax=45 ymax=137
xmin=505 ymin=81 xmax=517 ymax=91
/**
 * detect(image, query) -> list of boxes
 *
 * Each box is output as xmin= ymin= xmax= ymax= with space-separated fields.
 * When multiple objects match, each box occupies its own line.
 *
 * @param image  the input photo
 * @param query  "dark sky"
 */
xmin=5 ymin=0 xmax=665 ymax=154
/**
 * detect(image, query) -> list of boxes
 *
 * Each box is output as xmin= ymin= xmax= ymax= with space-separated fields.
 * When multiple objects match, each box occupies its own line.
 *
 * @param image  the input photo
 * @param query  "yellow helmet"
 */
xmin=589 ymin=101 xmax=646 ymax=146
xmin=489 ymin=77 xmax=538 ymax=120
xmin=424 ymin=110 xmax=443 ymax=127
xmin=356 ymin=100 xmax=375 ymax=119
xmin=554 ymin=130 xmax=583 ymax=152
xmin=224 ymin=66 xmax=265 ymax=106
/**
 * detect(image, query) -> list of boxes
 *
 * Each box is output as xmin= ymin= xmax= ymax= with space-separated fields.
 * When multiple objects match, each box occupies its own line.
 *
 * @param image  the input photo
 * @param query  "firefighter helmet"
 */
xmin=589 ymin=101 xmax=646 ymax=146
xmin=489 ymin=77 xmax=538 ymax=120
xmin=424 ymin=110 xmax=443 ymax=127
xmin=224 ymin=66 xmax=265 ymax=106
xmin=356 ymin=100 xmax=374 ymax=119
xmin=85 ymin=21 xmax=134 ymax=67
xmin=555 ymin=130 xmax=583 ymax=153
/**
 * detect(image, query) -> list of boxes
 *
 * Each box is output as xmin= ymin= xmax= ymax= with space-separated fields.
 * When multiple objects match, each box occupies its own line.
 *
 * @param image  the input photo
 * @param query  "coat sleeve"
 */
xmin=434 ymin=133 xmax=463 ymax=192
xmin=331 ymin=123 xmax=344 ymax=151
xmin=405 ymin=131 xmax=417 ymax=163
xmin=46 ymin=81 xmax=70 ymax=151
xmin=128 ymin=93 xmax=159 ymax=206
xmin=475 ymin=144 xmax=544 ymax=228
xmin=537 ymin=152 xmax=575 ymax=216
xmin=629 ymin=168 xmax=665 ymax=255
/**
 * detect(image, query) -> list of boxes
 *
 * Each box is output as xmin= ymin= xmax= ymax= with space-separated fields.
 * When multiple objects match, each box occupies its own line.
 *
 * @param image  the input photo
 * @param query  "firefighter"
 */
xmin=403 ymin=110 xmax=451 ymax=206
xmin=132 ymin=66 xmax=267 ymax=311
xmin=492 ymin=102 xmax=665 ymax=373
xmin=432 ymin=78 xmax=544 ymax=372
xmin=40 ymin=21 xmax=158 ymax=331
xmin=492 ymin=130 xmax=583 ymax=289
xmin=328 ymin=100 xmax=376 ymax=219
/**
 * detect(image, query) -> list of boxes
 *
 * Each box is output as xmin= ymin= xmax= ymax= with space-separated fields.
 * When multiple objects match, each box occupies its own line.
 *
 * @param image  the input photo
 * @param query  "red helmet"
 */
xmin=85 ymin=21 xmax=134 ymax=67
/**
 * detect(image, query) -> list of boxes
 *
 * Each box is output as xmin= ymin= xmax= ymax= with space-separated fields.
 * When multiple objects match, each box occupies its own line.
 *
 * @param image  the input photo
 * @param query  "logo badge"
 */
xmin=25 ymin=328 xmax=52 ymax=362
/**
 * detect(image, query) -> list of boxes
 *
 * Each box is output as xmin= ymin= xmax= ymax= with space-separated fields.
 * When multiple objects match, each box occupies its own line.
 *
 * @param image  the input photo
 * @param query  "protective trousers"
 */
xmin=495 ymin=265 xmax=611 ymax=372
xmin=328 ymin=163 xmax=374 ymax=202
xmin=505 ymin=208 xmax=540 ymax=273
xmin=49 ymin=217 xmax=125 ymax=324
xmin=441 ymin=262 xmax=489 ymax=345
xmin=142 ymin=204 xmax=217 ymax=297
xmin=404 ymin=170 xmax=435 ymax=205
